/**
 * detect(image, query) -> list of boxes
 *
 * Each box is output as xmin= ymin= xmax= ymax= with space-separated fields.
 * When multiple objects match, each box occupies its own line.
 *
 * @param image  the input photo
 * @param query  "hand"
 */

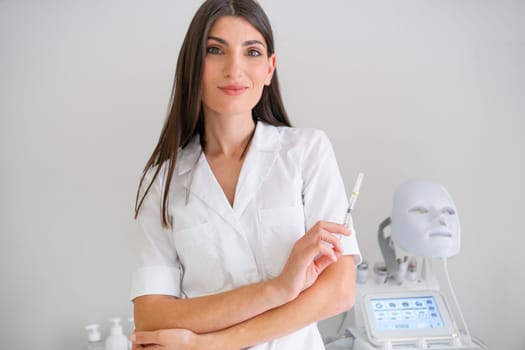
xmin=274 ymin=221 xmax=350 ymax=301
xmin=130 ymin=329 xmax=213 ymax=350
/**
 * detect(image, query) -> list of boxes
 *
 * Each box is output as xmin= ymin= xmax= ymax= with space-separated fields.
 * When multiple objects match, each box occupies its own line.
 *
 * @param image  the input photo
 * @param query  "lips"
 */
xmin=428 ymin=232 xmax=453 ymax=238
xmin=218 ymin=84 xmax=249 ymax=96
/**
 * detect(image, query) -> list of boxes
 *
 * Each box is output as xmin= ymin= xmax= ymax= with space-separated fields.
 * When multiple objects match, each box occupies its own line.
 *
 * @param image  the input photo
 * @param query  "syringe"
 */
xmin=343 ymin=172 xmax=364 ymax=227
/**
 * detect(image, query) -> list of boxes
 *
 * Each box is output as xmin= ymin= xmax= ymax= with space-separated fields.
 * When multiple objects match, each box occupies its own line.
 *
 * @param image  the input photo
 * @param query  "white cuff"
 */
xmin=130 ymin=266 xmax=181 ymax=301
xmin=340 ymin=233 xmax=363 ymax=265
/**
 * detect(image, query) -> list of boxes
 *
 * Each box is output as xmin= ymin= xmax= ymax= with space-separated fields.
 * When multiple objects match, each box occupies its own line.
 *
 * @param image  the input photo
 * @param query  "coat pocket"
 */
xmin=258 ymin=205 xmax=306 ymax=278
xmin=172 ymin=223 xmax=226 ymax=296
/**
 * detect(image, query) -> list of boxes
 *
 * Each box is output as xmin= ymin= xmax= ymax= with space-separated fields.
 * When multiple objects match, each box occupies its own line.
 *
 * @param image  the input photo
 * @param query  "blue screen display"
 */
xmin=370 ymin=296 xmax=445 ymax=330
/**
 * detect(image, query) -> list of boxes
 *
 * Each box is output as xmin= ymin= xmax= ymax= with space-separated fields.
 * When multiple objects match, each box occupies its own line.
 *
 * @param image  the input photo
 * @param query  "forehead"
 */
xmin=208 ymin=15 xmax=266 ymax=45
xmin=395 ymin=183 xmax=455 ymax=207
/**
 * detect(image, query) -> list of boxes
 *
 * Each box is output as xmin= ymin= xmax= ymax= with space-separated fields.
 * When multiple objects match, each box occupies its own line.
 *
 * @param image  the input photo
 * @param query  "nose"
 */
xmin=430 ymin=208 xmax=447 ymax=227
xmin=223 ymin=53 xmax=243 ymax=79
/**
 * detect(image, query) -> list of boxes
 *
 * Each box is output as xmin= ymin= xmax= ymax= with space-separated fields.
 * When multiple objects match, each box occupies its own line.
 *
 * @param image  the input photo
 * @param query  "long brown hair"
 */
xmin=135 ymin=0 xmax=291 ymax=227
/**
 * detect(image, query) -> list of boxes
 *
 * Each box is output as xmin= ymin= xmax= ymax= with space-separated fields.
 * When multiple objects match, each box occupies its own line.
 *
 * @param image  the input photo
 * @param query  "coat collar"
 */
xmin=176 ymin=121 xmax=282 ymax=176
xmin=177 ymin=136 xmax=203 ymax=176
xmin=175 ymin=122 xmax=283 ymax=232
xmin=233 ymin=121 xmax=282 ymax=214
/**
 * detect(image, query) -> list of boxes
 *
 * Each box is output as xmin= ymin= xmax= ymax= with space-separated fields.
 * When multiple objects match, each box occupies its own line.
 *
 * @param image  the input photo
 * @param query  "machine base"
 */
xmin=325 ymin=328 xmax=483 ymax=350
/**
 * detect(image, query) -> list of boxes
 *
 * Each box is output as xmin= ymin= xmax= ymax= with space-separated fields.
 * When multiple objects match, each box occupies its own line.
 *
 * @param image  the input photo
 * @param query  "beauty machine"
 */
xmin=325 ymin=179 xmax=488 ymax=350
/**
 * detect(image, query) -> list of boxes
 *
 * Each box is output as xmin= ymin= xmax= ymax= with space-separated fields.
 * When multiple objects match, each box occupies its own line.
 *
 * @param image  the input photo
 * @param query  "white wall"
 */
xmin=1 ymin=1 xmax=523 ymax=349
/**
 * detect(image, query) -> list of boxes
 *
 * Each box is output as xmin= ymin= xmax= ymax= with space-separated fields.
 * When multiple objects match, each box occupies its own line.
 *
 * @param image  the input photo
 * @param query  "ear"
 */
xmin=265 ymin=54 xmax=276 ymax=86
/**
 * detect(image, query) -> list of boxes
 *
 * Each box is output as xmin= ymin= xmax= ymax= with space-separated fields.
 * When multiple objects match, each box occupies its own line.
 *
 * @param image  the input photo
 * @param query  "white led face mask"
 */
xmin=390 ymin=179 xmax=461 ymax=258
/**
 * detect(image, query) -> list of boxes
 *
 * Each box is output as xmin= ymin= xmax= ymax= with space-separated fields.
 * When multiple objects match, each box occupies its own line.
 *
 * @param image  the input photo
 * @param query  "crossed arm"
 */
xmin=132 ymin=221 xmax=356 ymax=349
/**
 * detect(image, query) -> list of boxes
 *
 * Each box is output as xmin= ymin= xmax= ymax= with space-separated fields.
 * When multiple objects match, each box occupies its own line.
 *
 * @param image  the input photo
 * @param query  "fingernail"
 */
xmin=129 ymin=334 xmax=136 ymax=342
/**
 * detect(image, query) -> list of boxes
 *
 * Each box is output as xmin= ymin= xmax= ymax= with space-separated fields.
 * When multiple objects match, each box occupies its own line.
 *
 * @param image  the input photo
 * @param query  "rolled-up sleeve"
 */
xmin=130 ymin=165 xmax=183 ymax=301
xmin=301 ymin=130 xmax=362 ymax=265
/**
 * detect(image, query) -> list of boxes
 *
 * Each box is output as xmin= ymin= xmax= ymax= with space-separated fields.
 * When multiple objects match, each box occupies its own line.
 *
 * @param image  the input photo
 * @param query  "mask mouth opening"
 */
xmin=428 ymin=231 xmax=454 ymax=238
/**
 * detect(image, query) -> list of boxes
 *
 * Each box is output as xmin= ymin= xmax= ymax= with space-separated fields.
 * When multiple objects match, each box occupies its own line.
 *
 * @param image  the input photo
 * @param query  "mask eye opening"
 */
xmin=441 ymin=207 xmax=456 ymax=215
xmin=408 ymin=206 xmax=429 ymax=214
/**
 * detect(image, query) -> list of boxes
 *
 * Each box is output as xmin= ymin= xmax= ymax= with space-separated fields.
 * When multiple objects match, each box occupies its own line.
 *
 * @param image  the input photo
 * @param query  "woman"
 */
xmin=130 ymin=0 xmax=361 ymax=349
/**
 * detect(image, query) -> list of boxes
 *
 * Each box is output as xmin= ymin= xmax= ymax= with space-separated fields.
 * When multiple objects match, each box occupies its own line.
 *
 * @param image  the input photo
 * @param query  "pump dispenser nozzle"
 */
xmin=85 ymin=324 xmax=101 ymax=342
xmin=105 ymin=318 xmax=128 ymax=350
xmin=85 ymin=324 xmax=104 ymax=350
xmin=109 ymin=318 xmax=123 ymax=336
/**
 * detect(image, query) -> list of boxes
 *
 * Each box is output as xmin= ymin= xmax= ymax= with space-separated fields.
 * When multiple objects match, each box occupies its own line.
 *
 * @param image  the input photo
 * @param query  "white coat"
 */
xmin=130 ymin=121 xmax=362 ymax=349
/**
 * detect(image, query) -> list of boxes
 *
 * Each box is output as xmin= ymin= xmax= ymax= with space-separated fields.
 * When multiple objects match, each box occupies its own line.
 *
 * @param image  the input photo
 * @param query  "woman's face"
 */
xmin=201 ymin=16 xmax=276 ymax=119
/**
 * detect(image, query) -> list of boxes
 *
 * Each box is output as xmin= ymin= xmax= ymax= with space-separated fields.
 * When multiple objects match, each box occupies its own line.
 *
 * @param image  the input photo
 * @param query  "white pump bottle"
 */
xmin=105 ymin=318 xmax=128 ymax=350
xmin=85 ymin=324 xmax=104 ymax=350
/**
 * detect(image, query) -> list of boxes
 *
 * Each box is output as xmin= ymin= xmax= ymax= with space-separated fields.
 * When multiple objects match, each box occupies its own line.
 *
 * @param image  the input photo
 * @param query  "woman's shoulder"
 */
xmin=282 ymin=125 xmax=328 ymax=138
xmin=257 ymin=121 xmax=327 ymax=141
xmin=269 ymin=124 xmax=331 ymax=149
xmin=141 ymin=161 xmax=169 ymax=190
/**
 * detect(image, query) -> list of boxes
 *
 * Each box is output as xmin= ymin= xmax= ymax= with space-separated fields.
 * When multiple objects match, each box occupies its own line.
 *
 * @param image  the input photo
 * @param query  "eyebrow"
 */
xmin=207 ymin=36 xmax=266 ymax=48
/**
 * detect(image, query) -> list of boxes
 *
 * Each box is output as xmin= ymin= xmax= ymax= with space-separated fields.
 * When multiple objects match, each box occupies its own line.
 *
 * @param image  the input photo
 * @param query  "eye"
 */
xmin=408 ymin=206 xmax=429 ymax=214
xmin=441 ymin=207 xmax=456 ymax=215
xmin=206 ymin=46 xmax=222 ymax=55
xmin=247 ymin=49 xmax=262 ymax=57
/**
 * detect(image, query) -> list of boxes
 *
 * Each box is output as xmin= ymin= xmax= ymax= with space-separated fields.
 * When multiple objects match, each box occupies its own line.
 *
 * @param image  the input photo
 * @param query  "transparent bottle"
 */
xmin=105 ymin=318 xmax=128 ymax=350
xmin=85 ymin=324 xmax=104 ymax=350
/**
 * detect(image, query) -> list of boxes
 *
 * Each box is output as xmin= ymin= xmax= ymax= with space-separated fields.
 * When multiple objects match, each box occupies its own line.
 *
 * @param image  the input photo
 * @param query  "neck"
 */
xmin=203 ymin=111 xmax=256 ymax=159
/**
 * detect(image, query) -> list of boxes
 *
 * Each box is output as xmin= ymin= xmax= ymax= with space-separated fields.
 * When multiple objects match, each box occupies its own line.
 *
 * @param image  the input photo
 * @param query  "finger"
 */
xmin=314 ymin=254 xmax=337 ymax=272
xmin=314 ymin=243 xmax=340 ymax=271
xmin=300 ymin=232 xmax=341 ymax=262
xmin=132 ymin=331 xmax=160 ymax=345
xmin=316 ymin=241 xmax=338 ymax=263
xmin=319 ymin=231 xmax=343 ymax=254
xmin=317 ymin=221 xmax=351 ymax=236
